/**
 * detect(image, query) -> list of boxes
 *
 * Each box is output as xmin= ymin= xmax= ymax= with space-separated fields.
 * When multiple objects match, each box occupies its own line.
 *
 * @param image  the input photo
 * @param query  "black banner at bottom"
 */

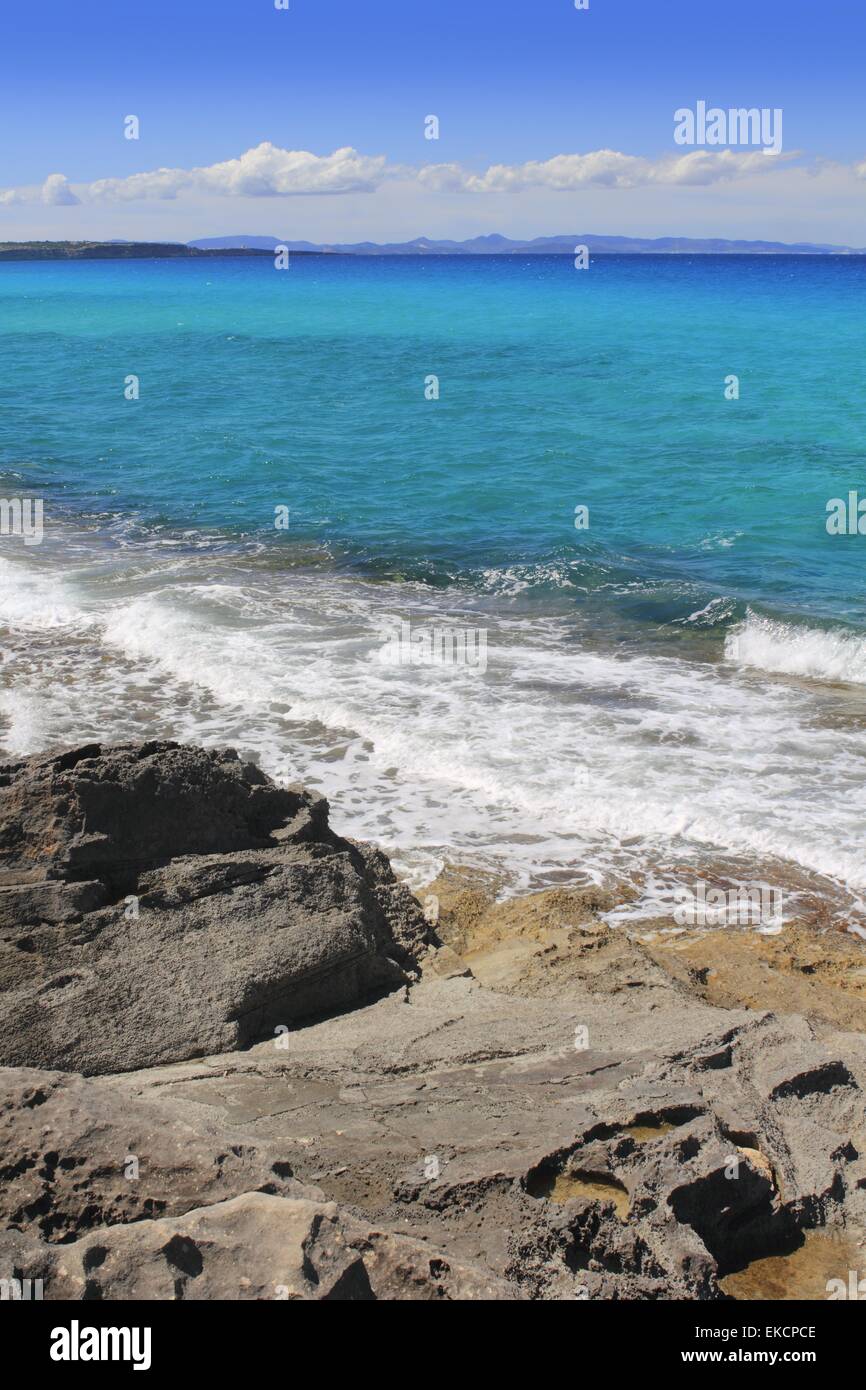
xmin=5 ymin=1295 xmax=858 ymax=1376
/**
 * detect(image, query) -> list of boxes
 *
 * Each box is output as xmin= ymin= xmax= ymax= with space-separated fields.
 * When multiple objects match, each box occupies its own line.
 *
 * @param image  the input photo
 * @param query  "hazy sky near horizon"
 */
xmin=1 ymin=0 xmax=865 ymax=245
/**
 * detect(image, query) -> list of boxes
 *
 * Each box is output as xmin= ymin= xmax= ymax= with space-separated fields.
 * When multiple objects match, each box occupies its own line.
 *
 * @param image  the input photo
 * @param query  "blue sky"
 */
xmin=2 ymin=0 xmax=865 ymax=244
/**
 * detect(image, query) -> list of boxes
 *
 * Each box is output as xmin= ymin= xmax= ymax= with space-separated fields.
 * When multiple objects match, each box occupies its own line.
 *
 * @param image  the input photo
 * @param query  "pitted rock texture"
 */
xmin=89 ymin=973 xmax=865 ymax=1302
xmin=0 ymin=1066 xmax=316 ymax=1244
xmin=0 ymin=1068 xmax=505 ymax=1300
xmin=0 ymin=742 xmax=429 ymax=1074
xmin=38 ymin=1192 xmax=511 ymax=1301
xmin=2 ymin=742 xmax=865 ymax=1301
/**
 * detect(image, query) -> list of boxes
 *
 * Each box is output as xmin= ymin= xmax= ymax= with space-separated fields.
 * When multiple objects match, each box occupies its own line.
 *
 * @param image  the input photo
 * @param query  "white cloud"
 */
xmin=87 ymin=167 xmax=193 ymax=202
xmin=194 ymin=143 xmax=390 ymax=197
xmin=421 ymin=148 xmax=794 ymax=193
xmin=41 ymin=174 xmax=80 ymax=206
xmin=0 ymin=142 xmax=825 ymax=210
xmin=656 ymin=149 xmax=793 ymax=187
xmin=0 ymin=143 xmax=392 ymax=206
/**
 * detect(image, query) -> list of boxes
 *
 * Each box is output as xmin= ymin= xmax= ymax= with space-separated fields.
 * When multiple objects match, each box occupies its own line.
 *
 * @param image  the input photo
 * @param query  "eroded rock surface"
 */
xmin=0 ymin=1066 xmax=315 ymax=1243
xmin=1 ymin=743 xmax=865 ymax=1301
xmin=0 ymin=742 xmax=429 ymax=1074
xmin=41 ymin=1192 xmax=511 ymax=1301
xmin=106 ymin=973 xmax=866 ymax=1300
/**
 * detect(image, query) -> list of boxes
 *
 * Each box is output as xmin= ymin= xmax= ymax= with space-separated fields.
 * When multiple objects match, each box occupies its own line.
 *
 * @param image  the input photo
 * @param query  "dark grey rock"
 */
xmin=0 ymin=742 xmax=430 ymax=1075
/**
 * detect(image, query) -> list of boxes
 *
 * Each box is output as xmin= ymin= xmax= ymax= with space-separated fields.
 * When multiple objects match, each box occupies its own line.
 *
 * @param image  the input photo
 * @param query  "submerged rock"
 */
xmin=0 ymin=742 xmax=429 ymax=1075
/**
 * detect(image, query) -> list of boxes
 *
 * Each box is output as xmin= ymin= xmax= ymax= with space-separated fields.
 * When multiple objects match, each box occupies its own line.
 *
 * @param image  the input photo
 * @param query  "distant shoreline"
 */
xmin=2 ymin=235 xmax=865 ymax=261
xmin=3 ymin=248 xmax=865 ymax=263
xmin=0 ymin=243 xmax=279 ymax=262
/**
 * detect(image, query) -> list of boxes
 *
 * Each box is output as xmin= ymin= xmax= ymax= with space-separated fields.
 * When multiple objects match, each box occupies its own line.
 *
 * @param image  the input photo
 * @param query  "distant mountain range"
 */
xmin=188 ymin=232 xmax=865 ymax=255
xmin=2 ymin=233 xmax=864 ymax=262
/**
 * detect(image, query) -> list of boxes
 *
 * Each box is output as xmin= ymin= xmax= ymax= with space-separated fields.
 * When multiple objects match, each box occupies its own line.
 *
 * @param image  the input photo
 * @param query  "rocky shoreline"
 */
xmin=1 ymin=742 xmax=864 ymax=1300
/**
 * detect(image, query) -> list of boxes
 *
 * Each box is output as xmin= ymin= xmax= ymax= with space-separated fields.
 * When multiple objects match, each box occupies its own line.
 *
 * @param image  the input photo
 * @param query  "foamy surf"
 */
xmin=726 ymin=610 xmax=866 ymax=686
xmin=1 ymin=546 xmax=865 ymax=915
xmin=0 ymin=556 xmax=92 ymax=632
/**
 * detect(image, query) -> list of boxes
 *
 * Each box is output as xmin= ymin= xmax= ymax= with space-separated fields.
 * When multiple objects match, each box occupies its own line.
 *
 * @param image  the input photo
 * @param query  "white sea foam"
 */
xmin=726 ymin=610 xmax=866 ymax=686
xmin=2 ymin=551 xmax=866 ymax=902
xmin=96 ymin=579 xmax=866 ymax=894
xmin=679 ymin=596 xmax=737 ymax=627
xmin=0 ymin=556 xmax=90 ymax=631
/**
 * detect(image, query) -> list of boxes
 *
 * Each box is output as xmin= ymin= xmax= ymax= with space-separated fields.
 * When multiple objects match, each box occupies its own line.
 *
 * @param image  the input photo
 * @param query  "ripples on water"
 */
xmin=0 ymin=256 xmax=864 ymax=927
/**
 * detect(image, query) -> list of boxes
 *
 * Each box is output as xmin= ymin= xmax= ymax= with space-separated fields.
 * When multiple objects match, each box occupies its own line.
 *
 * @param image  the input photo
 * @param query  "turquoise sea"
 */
xmin=1 ymin=254 xmax=865 ymax=921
